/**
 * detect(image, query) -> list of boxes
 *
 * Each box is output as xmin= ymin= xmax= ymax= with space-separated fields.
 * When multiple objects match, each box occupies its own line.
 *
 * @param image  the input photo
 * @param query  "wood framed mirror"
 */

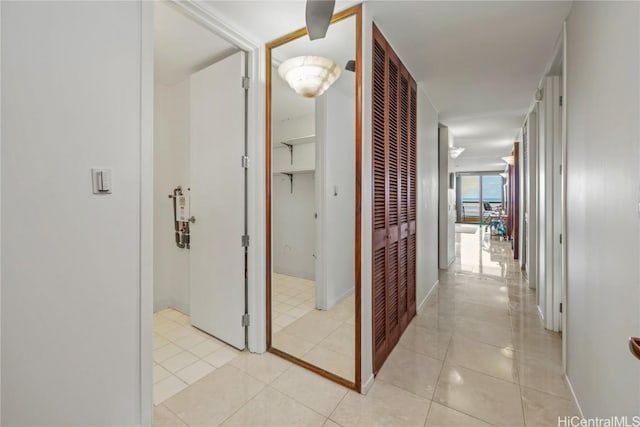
xmin=265 ymin=5 xmax=362 ymax=391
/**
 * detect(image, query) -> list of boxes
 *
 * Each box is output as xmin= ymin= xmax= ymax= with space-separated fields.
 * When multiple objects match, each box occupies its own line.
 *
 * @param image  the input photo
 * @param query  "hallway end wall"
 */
xmin=565 ymin=1 xmax=640 ymax=416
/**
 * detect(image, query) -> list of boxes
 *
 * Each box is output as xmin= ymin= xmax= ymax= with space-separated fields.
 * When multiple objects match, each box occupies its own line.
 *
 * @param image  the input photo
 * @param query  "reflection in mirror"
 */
xmin=270 ymin=14 xmax=357 ymax=383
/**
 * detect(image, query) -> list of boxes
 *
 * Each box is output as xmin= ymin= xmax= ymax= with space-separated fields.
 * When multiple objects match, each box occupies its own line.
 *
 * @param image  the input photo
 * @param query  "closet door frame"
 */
xmin=265 ymin=4 xmax=362 ymax=392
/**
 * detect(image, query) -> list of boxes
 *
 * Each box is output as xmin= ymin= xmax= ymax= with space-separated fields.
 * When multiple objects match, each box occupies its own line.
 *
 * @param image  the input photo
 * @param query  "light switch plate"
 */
xmin=91 ymin=168 xmax=112 ymax=194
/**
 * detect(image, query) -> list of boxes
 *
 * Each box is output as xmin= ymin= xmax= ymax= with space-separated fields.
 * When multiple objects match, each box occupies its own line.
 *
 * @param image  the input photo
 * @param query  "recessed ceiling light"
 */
xmin=501 ymin=155 xmax=514 ymax=165
xmin=449 ymin=146 xmax=465 ymax=159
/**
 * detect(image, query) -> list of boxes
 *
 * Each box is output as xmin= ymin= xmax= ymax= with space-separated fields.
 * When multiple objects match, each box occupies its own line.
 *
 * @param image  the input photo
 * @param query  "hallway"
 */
xmin=154 ymin=225 xmax=578 ymax=426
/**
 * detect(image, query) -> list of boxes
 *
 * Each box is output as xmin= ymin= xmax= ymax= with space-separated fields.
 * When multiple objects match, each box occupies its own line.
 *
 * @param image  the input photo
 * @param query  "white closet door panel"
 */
xmin=190 ymin=51 xmax=245 ymax=350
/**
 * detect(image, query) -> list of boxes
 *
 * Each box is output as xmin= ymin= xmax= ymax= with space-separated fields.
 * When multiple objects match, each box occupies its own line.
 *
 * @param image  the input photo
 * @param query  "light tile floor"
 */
xmin=153 ymin=309 xmax=241 ymax=406
xmin=155 ymin=225 xmax=580 ymax=426
xmin=271 ymin=273 xmax=317 ymax=333
xmin=272 ymin=273 xmax=356 ymax=382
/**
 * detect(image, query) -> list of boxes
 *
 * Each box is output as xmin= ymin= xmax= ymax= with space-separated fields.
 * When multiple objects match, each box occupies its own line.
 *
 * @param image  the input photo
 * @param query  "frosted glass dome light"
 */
xmin=278 ymin=56 xmax=341 ymax=98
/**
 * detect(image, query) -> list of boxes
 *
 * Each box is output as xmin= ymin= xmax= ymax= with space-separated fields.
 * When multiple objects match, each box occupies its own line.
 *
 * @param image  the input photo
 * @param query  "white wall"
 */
xmin=154 ymin=80 xmax=190 ymax=314
xmin=1 ymin=1 xmax=144 ymax=424
xmin=273 ymin=112 xmax=315 ymax=143
xmin=417 ymin=89 xmax=440 ymax=307
xmin=565 ymin=1 xmax=640 ymax=416
xmin=438 ymin=126 xmax=456 ymax=269
xmin=272 ymin=114 xmax=316 ymax=280
xmin=273 ymin=172 xmax=316 ymax=279
xmin=316 ymin=87 xmax=356 ymax=309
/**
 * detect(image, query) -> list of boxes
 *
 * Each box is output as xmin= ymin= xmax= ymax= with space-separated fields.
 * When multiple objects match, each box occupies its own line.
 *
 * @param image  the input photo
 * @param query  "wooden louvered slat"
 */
xmin=408 ymin=234 xmax=416 ymax=315
xmin=400 ymin=75 xmax=409 ymax=226
xmin=388 ymin=241 xmax=398 ymax=329
xmin=409 ymin=83 xmax=417 ymax=223
xmin=408 ymin=79 xmax=418 ymax=318
xmin=388 ymin=60 xmax=399 ymax=227
xmin=398 ymin=236 xmax=407 ymax=316
xmin=373 ymin=246 xmax=386 ymax=349
xmin=373 ymin=40 xmax=386 ymax=232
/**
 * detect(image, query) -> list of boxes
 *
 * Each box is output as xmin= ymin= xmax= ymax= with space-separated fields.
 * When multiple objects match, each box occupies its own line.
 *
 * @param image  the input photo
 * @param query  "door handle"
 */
xmin=629 ymin=337 xmax=640 ymax=360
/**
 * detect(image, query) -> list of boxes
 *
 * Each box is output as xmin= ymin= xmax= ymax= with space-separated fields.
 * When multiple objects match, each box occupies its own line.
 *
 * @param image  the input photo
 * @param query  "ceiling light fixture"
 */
xmin=278 ymin=56 xmax=341 ymax=98
xmin=449 ymin=146 xmax=465 ymax=159
xmin=501 ymin=155 xmax=515 ymax=165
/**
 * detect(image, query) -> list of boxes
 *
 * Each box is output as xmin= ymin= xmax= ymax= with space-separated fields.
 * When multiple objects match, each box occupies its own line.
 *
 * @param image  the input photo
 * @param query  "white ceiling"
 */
xmin=365 ymin=1 xmax=572 ymax=171
xmin=154 ymin=1 xmax=238 ymax=85
xmin=271 ymin=14 xmax=357 ymax=122
xmin=203 ymin=0 xmax=361 ymax=45
xmin=199 ymin=1 xmax=572 ymax=171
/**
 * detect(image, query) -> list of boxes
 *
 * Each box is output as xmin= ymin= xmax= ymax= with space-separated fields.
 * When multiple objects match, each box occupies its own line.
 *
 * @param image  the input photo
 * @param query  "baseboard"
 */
xmin=418 ymin=279 xmax=439 ymax=312
xmin=170 ymin=300 xmax=190 ymax=316
xmin=327 ymin=287 xmax=354 ymax=310
xmin=565 ymin=374 xmax=584 ymax=417
xmin=153 ymin=300 xmax=170 ymax=313
xmin=361 ymin=373 xmax=375 ymax=395
xmin=273 ymin=266 xmax=314 ymax=281
xmin=438 ymin=257 xmax=455 ymax=270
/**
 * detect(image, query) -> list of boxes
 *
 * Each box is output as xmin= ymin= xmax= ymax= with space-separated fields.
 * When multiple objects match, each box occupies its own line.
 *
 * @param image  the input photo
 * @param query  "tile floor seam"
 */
xmin=421 ymin=399 xmax=434 ymax=427
xmin=230 ymin=353 xmax=291 ymax=385
xmin=519 ymin=384 xmax=574 ymax=402
xmin=325 ymin=387 xmax=352 ymax=424
xmin=510 ymin=304 xmax=529 ymax=427
xmin=162 ymin=403 xmax=191 ymax=427
xmin=214 ymin=379 xmax=269 ymax=427
xmin=428 ymin=334 xmax=504 ymax=426
xmin=427 ymin=402 xmax=500 ymax=427
xmin=159 ymin=351 xmax=202 ymax=372
xmin=374 ymin=377 xmax=435 ymax=403
xmin=274 ymin=383 xmax=345 ymax=422
xmin=442 ymin=355 xmax=521 ymax=386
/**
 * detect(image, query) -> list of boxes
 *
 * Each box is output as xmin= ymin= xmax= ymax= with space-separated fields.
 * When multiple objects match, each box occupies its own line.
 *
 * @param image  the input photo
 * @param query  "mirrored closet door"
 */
xmin=266 ymin=5 xmax=361 ymax=389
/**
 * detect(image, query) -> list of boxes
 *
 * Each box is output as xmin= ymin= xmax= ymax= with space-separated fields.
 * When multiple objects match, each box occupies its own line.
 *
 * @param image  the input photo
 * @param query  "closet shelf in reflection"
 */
xmin=278 ymin=134 xmax=315 ymax=146
xmin=271 ymin=169 xmax=314 ymax=174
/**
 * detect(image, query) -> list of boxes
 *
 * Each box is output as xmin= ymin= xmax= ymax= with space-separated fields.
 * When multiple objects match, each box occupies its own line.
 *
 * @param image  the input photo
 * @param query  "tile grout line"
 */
xmin=421 ymin=317 xmax=454 ymax=426
xmin=325 ymin=385 xmax=352 ymax=425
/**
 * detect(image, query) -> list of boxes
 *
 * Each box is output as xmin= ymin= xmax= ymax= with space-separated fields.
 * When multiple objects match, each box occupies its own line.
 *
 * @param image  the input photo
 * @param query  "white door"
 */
xmin=189 ymin=51 xmax=246 ymax=350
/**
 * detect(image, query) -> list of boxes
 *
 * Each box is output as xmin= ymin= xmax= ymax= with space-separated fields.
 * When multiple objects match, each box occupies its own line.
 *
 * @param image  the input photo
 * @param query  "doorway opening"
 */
xmin=456 ymin=173 xmax=506 ymax=229
xmin=151 ymin=1 xmax=251 ymax=406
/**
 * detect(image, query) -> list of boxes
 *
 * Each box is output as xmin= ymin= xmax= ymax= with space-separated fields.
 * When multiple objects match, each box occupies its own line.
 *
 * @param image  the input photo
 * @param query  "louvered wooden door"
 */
xmin=372 ymin=25 xmax=418 ymax=373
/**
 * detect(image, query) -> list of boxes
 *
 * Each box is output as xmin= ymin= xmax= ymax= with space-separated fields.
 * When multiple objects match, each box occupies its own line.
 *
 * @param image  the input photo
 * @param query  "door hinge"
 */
xmin=559 ymin=95 xmax=563 ymax=107
xmin=559 ymin=164 xmax=562 ymax=175
xmin=241 ymin=234 xmax=250 ymax=247
xmin=241 ymin=155 xmax=250 ymax=169
xmin=559 ymin=303 xmax=563 ymax=313
xmin=559 ymin=233 xmax=563 ymax=244
xmin=242 ymin=313 xmax=250 ymax=327
xmin=242 ymin=76 xmax=250 ymax=90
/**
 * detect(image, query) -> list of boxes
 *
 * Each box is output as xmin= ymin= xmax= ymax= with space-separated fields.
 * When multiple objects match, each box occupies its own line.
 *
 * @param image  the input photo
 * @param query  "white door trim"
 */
xmin=140 ymin=1 xmax=154 ymax=425
xmin=140 ymin=1 xmax=265 ymax=424
xmin=561 ymin=20 xmax=568 ymax=373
